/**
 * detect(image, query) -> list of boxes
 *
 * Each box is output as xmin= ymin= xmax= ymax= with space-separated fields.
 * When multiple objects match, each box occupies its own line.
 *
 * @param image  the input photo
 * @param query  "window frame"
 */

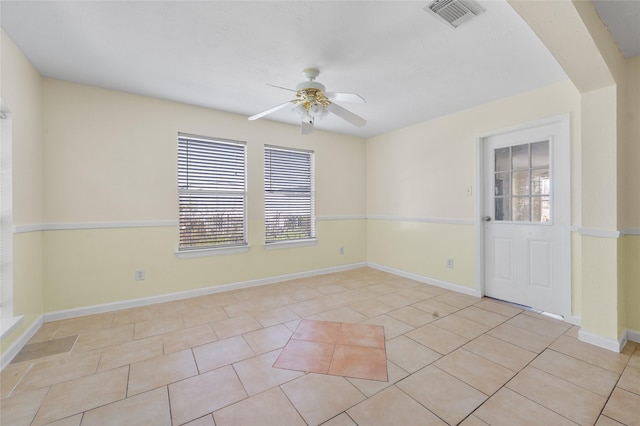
xmin=176 ymin=133 xmax=248 ymax=256
xmin=264 ymin=145 xmax=316 ymax=248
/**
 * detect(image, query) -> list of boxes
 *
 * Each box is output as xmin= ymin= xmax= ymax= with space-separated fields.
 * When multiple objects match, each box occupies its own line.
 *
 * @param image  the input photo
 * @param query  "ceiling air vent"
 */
xmin=424 ymin=0 xmax=485 ymax=28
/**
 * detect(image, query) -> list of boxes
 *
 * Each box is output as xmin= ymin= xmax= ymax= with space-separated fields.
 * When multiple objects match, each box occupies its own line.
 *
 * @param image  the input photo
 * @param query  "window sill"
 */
xmin=264 ymin=239 xmax=317 ymax=250
xmin=1 ymin=315 xmax=24 ymax=339
xmin=175 ymin=245 xmax=250 ymax=259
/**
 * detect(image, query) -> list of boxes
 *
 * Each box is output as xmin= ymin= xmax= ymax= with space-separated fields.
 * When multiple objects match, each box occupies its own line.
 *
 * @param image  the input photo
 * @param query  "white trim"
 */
xmin=621 ymin=228 xmax=640 ymax=236
xmin=15 ymin=221 xmax=178 ymax=233
xmin=175 ymin=245 xmax=250 ymax=259
xmin=576 ymin=227 xmax=621 ymax=238
xmin=627 ymin=329 xmax=640 ymax=343
xmin=43 ymin=262 xmax=367 ymax=322
xmin=1 ymin=315 xmax=43 ymax=370
xmin=578 ymin=329 xmax=627 ymax=353
xmin=1 ymin=315 xmax=23 ymax=339
xmin=367 ymin=262 xmax=482 ymax=297
xmin=564 ymin=315 xmax=581 ymax=326
xmin=264 ymin=239 xmax=317 ymax=250
xmin=317 ymin=215 xmax=366 ymax=221
xmin=367 ymin=216 xmax=474 ymax=225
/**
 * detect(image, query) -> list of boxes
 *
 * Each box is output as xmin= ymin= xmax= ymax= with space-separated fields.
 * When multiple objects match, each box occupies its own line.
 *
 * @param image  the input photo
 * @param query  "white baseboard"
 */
xmin=367 ymin=262 xmax=482 ymax=298
xmin=578 ymin=329 xmax=627 ymax=353
xmin=564 ymin=315 xmax=581 ymax=326
xmin=44 ymin=262 xmax=368 ymax=322
xmin=1 ymin=315 xmax=44 ymax=370
xmin=626 ymin=329 xmax=640 ymax=344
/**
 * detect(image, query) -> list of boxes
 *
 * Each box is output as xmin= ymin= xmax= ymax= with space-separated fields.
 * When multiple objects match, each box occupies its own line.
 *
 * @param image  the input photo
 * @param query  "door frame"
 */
xmin=474 ymin=113 xmax=572 ymax=319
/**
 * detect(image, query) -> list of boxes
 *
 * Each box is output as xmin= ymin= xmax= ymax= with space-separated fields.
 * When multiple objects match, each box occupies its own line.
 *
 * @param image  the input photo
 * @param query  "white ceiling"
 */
xmin=0 ymin=1 xmax=634 ymax=138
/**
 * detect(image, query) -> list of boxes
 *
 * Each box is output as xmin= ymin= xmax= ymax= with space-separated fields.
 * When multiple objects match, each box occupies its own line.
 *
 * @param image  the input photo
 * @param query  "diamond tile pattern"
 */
xmin=2 ymin=267 xmax=638 ymax=426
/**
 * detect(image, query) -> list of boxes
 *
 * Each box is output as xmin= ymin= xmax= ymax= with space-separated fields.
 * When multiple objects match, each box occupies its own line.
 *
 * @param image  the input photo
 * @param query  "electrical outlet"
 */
xmin=339 ymin=246 xmax=345 ymax=255
xmin=135 ymin=269 xmax=145 ymax=281
xmin=446 ymin=258 xmax=454 ymax=269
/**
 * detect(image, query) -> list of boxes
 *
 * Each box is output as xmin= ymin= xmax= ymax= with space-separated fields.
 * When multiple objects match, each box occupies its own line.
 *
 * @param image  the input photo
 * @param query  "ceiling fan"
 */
xmin=248 ymin=68 xmax=367 ymax=135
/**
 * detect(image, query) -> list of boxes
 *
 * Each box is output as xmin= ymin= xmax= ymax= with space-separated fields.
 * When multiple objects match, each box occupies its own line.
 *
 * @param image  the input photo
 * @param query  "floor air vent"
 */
xmin=424 ymin=0 xmax=485 ymax=28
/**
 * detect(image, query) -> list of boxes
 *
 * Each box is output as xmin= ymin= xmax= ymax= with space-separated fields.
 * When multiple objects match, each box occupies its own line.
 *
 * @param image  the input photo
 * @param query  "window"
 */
xmin=264 ymin=146 xmax=315 ymax=244
xmin=494 ymin=140 xmax=550 ymax=222
xmin=178 ymin=134 xmax=246 ymax=250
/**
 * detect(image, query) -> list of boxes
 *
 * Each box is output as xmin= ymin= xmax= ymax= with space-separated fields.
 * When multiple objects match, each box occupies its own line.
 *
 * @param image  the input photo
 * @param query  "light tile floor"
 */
xmin=2 ymin=267 xmax=639 ymax=425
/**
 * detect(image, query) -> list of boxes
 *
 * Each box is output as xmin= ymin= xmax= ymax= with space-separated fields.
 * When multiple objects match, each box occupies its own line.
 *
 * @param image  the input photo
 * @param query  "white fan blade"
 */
xmin=301 ymin=120 xmax=314 ymax=135
xmin=248 ymin=101 xmax=292 ymax=121
xmin=267 ymin=84 xmax=297 ymax=92
xmin=326 ymin=102 xmax=367 ymax=127
xmin=325 ymin=92 xmax=365 ymax=103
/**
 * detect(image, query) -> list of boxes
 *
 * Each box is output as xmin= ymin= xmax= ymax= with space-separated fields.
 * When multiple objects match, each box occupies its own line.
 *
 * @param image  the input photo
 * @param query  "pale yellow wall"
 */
xmin=624 ymin=57 xmax=640 ymax=333
xmin=0 ymin=30 xmax=45 ymax=352
xmin=366 ymin=81 xmax=580 ymax=293
xmin=41 ymin=79 xmax=367 ymax=312
xmin=626 ymin=236 xmax=640 ymax=332
xmin=43 ymin=220 xmax=366 ymax=312
xmin=626 ymin=57 xmax=640 ymax=228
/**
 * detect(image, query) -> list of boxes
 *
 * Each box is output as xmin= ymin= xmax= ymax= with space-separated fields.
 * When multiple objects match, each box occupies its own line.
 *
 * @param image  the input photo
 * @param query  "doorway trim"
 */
xmin=474 ymin=113 xmax=573 ymax=320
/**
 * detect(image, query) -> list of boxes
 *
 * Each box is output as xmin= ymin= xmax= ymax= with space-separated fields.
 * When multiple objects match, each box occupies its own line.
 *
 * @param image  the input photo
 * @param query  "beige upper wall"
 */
xmin=42 ymin=79 xmax=366 ymax=225
xmin=367 ymin=80 xmax=581 ymax=222
xmin=626 ymin=57 xmax=640 ymax=228
xmin=1 ymin=29 xmax=44 ymax=225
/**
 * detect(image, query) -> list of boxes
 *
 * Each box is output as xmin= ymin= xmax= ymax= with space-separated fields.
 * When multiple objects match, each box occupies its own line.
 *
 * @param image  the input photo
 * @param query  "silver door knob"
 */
xmin=483 ymin=216 xmax=492 ymax=222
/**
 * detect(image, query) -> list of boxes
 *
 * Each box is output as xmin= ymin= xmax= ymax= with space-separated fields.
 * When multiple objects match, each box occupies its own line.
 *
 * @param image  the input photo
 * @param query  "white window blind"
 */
xmin=264 ymin=146 xmax=315 ymax=244
xmin=178 ymin=134 xmax=247 ymax=250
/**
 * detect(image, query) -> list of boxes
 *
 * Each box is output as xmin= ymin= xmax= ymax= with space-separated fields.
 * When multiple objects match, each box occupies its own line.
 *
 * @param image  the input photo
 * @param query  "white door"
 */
xmin=482 ymin=115 xmax=570 ymax=316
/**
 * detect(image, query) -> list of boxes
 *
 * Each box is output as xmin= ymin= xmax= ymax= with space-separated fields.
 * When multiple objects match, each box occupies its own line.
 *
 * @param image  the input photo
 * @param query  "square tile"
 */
xmin=81 ymin=387 xmax=171 ymax=426
xmin=213 ymin=387 xmax=306 ymax=426
xmin=161 ymin=324 xmax=217 ymax=354
xmin=530 ymin=349 xmax=620 ymax=397
xmin=329 ymin=345 xmax=388 ymax=381
xmin=618 ymin=365 xmax=640 ymax=395
xmin=434 ymin=348 xmax=515 ymax=395
xmin=32 ymin=366 xmax=129 ymax=426
xmin=406 ymin=324 xmax=468 ymax=355
xmin=233 ymin=350 xmax=304 ymax=395
xmin=97 ymin=336 xmax=164 ymax=372
xmin=602 ymin=387 xmax=640 ymax=426
xmin=192 ymin=335 xmax=255 ymax=373
xmin=16 ymin=350 xmax=102 ymax=391
xmin=463 ymin=334 xmax=536 ymax=372
xmin=347 ymin=385 xmax=446 ymax=426
xmin=211 ymin=314 xmax=262 ymax=339
xmin=127 ymin=349 xmax=198 ymax=396
xmin=273 ymin=339 xmax=335 ymax=374
xmin=385 ymin=335 xmax=441 ymax=373
xmin=487 ymin=323 xmax=555 ymax=353
xmin=336 ymin=323 xmax=385 ymax=348
xmin=473 ymin=387 xmax=576 ymax=426
xmin=0 ymin=388 xmax=49 ymax=426
xmin=387 ymin=305 xmax=439 ymax=327
xmin=346 ymin=360 xmax=409 ymax=397
xmin=397 ymin=365 xmax=487 ymax=425
xmin=168 ymin=366 xmax=247 ymax=425
xmin=550 ymin=335 xmax=630 ymax=373
xmin=243 ymin=324 xmax=292 ymax=354
xmin=507 ymin=366 xmax=606 ymax=425
xmin=281 ymin=374 xmax=365 ymax=426
xmin=292 ymin=319 xmax=341 ymax=343
xmin=361 ymin=314 xmax=415 ymax=339
xmin=433 ymin=314 xmax=491 ymax=340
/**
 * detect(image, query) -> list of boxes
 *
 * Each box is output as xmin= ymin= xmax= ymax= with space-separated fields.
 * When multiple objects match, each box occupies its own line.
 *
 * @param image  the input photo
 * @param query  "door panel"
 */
xmin=482 ymin=117 xmax=570 ymax=316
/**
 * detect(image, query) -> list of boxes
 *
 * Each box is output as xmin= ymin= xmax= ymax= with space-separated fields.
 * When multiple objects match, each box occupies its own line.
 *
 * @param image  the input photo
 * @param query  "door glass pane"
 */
xmin=495 ymin=172 xmax=510 ymax=196
xmin=495 ymin=147 xmax=510 ymax=172
xmin=512 ymin=144 xmax=529 ymax=170
xmin=532 ymin=196 xmax=550 ymax=222
xmin=531 ymin=141 xmax=549 ymax=168
xmin=512 ymin=197 xmax=530 ymax=221
xmin=495 ymin=197 xmax=511 ymax=221
xmin=531 ymin=168 xmax=550 ymax=195
xmin=512 ymin=170 xmax=529 ymax=196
